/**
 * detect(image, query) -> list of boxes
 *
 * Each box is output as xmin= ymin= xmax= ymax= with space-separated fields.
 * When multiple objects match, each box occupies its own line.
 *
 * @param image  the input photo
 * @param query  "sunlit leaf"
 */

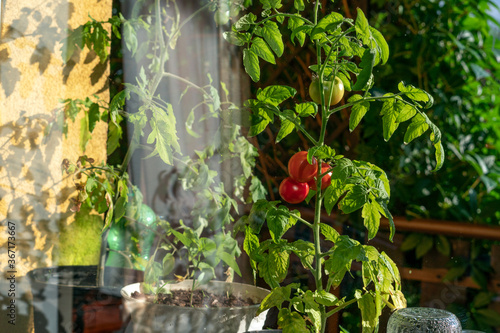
xmin=348 ymin=94 xmax=370 ymax=131
xmin=262 ymin=21 xmax=284 ymax=57
xmin=251 ymin=37 xmax=276 ymax=64
xmin=243 ymin=48 xmax=260 ymax=82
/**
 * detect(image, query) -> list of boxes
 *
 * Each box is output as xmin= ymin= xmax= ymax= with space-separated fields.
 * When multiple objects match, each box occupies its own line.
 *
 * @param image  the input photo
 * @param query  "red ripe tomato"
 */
xmin=307 ymin=163 xmax=332 ymax=191
xmin=279 ymin=177 xmax=309 ymax=204
xmin=288 ymin=151 xmax=318 ymax=183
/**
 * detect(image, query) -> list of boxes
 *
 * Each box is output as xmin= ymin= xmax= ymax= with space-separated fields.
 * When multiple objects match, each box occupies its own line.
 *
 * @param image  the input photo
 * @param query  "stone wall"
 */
xmin=0 ymin=0 xmax=111 ymax=277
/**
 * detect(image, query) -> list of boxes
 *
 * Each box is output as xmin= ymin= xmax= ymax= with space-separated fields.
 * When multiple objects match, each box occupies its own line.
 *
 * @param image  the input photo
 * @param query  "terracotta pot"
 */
xmin=121 ymin=280 xmax=270 ymax=333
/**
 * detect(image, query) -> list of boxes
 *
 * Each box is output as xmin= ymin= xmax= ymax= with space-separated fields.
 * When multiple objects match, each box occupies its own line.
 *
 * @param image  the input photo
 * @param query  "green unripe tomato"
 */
xmin=309 ymin=76 xmax=345 ymax=106
xmin=137 ymin=204 xmax=156 ymax=228
xmin=107 ymin=222 xmax=125 ymax=251
xmin=214 ymin=10 xmax=230 ymax=26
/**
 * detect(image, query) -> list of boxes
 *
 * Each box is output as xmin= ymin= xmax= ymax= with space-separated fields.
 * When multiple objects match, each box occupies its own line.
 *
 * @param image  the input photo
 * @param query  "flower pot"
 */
xmin=387 ymin=307 xmax=462 ymax=332
xmin=121 ymin=280 xmax=270 ymax=333
xmin=28 ymin=265 xmax=143 ymax=333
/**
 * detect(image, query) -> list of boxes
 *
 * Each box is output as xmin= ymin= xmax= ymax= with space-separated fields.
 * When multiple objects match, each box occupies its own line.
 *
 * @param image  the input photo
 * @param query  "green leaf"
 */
xmin=219 ymin=251 xmax=242 ymax=276
xmin=395 ymin=104 xmax=416 ymax=123
xmin=171 ymin=229 xmax=192 ymax=248
xmin=262 ymin=21 xmax=284 ymax=57
xmin=278 ymin=308 xmax=309 ymax=333
xmin=400 ymin=233 xmax=422 ymax=251
xmin=415 ymin=236 xmax=434 ymax=258
xmin=251 ymin=37 xmax=276 ymax=64
xmin=260 ymin=0 xmax=283 ymax=10
xmin=196 ymin=267 xmax=215 ymax=287
xmin=257 ymin=284 xmax=297 ymax=315
xmin=433 ymin=140 xmax=444 ymax=172
xmin=250 ymin=176 xmax=268 ymax=202
xmin=355 ymin=8 xmax=370 ymax=44
xmin=325 ymin=237 xmax=365 ymax=274
xmin=234 ymin=13 xmax=257 ymax=31
xmin=474 ymin=309 xmax=500 ymax=326
xmin=320 ymin=223 xmax=340 ymax=243
xmin=88 ymin=103 xmax=100 ymax=133
xmin=243 ymin=48 xmax=260 ymax=82
xmin=303 ymin=291 xmax=322 ymax=333
xmin=332 ymin=158 xmax=355 ymax=182
xmin=113 ymin=195 xmax=127 ymax=221
xmin=339 ymin=37 xmax=365 ymax=59
xmin=378 ymin=200 xmax=395 ymax=241
xmin=148 ymin=113 xmax=176 ymax=165
xmin=442 ymin=265 xmax=467 ymax=282
xmin=348 ymin=95 xmax=370 ymax=131
xmin=435 ymin=235 xmax=451 ymax=256
xmin=79 ymin=115 xmax=91 ymax=152
xmin=314 ymin=290 xmax=339 ymax=306
xmin=340 ymin=184 xmax=369 ymax=214
xmin=311 ymin=12 xmax=343 ymax=40
xmin=308 ymin=145 xmax=336 ymax=160
xmin=123 ymin=21 xmax=138 ymax=55
xmin=362 ymin=200 xmax=381 ymax=240
xmin=223 ymin=31 xmax=249 ymax=46
xmin=277 ymin=110 xmax=296 ymax=143
xmin=258 ymin=246 xmax=289 ymax=287
xmin=162 ymin=253 xmax=175 ymax=276
xmin=337 ymin=71 xmax=352 ymax=91
xmin=323 ymin=185 xmax=343 ymax=215
xmin=109 ymin=89 xmax=127 ymax=114
xmin=268 ymin=206 xmax=296 ymax=242
xmin=185 ymin=110 xmax=201 ymax=138
xmin=471 ymin=266 xmax=488 ymax=290
xmin=244 ymin=228 xmax=260 ymax=270
xmin=257 ymin=85 xmax=296 ymax=106
xmin=103 ymin=193 xmax=114 ymax=230
xmin=295 ymin=102 xmax=317 ymax=117
xmin=289 ymin=239 xmax=315 ymax=269
xmin=404 ymin=113 xmax=429 ymax=144
xmin=248 ymin=200 xmax=271 ymax=233
xmin=356 ymin=291 xmax=379 ymax=333
xmin=249 ymin=114 xmax=270 ymax=136
xmin=294 ymin=0 xmax=305 ymax=11
xmin=379 ymin=96 xmax=400 ymax=141
xmin=288 ymin=16 xmax=306 ymax=46
xmin=398 ymin=82 xmax=433 ymax=107
xmin=85 ymin=177 xmax=98 ymax=193
xmin=471 ymin=292 xmax=493 ymax=309
xmin=369 ymin=26 xmax=389 ymax=65
xmin=352 ymin=48 xmax=375 ymax=91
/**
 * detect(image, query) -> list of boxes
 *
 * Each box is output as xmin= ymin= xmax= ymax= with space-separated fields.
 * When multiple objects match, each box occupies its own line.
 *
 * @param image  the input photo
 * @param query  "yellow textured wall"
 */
xmin=0 ymin=0 xmax=111 ymax=276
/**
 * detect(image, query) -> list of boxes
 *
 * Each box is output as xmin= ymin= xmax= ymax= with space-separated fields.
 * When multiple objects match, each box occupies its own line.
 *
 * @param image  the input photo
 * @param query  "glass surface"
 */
xmin=387 ymin=307 xmax=462 ymax=333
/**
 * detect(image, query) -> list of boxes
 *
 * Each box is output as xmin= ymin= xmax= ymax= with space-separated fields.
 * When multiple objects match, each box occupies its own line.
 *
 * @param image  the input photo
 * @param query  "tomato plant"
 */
xmin=279 ymin=177 xmax=309 ymax=204
xmin=288 ymin=151 xmax=318 ymax=183
xmin=309 ymin=76 xmax=344 ymax=106
xmin=229 ymin=2 xmax=444 ymax=332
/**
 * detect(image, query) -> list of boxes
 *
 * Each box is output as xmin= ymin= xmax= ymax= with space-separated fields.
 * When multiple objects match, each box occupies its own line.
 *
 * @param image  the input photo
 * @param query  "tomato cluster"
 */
xmin=279 ymin=151 xmax=332 ymax=204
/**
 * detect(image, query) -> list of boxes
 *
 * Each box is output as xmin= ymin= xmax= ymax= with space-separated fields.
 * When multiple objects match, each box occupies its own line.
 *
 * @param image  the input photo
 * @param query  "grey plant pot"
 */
xmin=121 ymin=280 xmax=270 ymax=333
xmin=387 ymin=307 xmax=462 ymax=332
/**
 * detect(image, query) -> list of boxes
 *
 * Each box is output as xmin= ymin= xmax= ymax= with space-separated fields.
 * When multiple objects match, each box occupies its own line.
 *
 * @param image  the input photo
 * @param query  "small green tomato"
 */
xmin=309 ymin=76 xmax=345 ymax=106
